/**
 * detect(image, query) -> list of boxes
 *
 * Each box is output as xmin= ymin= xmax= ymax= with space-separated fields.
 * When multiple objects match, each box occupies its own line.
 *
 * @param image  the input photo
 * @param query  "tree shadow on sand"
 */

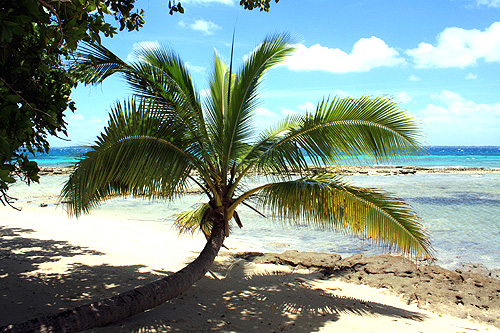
xmin=1 ymin=227 xmax=427 ymax=332
xmin=104 ymin=258 xmax=426 ymax=332
xmin=0 ymin=226 xmax=164 ymax=327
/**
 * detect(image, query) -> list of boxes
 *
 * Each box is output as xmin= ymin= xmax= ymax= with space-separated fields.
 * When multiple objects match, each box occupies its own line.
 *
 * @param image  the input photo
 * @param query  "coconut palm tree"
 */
xmin=2 ymin=34 xmax=432 ymax=332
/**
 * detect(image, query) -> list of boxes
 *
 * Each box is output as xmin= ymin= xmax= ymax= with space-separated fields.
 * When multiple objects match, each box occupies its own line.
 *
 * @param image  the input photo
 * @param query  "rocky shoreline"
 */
xmin=38 ymin=165 xmax=500 ymax=177
xmin=228 ymin=250 xmax=500 ymax=329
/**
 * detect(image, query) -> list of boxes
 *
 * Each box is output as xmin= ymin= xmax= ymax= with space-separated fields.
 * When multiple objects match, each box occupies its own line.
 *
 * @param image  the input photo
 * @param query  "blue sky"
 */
xmin=52 ymin=0 xmax=500 ymax=147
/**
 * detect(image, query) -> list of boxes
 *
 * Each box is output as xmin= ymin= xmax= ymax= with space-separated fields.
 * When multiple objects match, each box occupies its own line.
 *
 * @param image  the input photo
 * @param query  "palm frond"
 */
xmin=251 ymin=96 xmax=423 ymax=175
xmin=225 ymin=33 xmax=296 ymax=163
xmin=77 ymin=42 xmax=210 ymax=169
xmin=205 ymin=33 xmax=296 ymax=175
xmin=255 ymin=174 xmax=433 ymax=258
xmin=74 ymin=42 xmax=130 ymax=84
xmin=128 ymin=46 xmax=204 ymax=124
xmin=60 ymin=99 xmax=199 ymax=217
xmin=174 ymin=203 xmax=211 ymax=237
xmin=205 ymin=53 xmax=230 ymax=168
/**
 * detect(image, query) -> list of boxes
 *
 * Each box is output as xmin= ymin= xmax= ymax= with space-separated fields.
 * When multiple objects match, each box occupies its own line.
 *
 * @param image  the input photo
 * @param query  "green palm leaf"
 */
xmin=75 ymin=42 xmax=130 ymax=84
xmin=174 ymin=203 xmax=212 ymax=238
xmin=250 ymin=96 xmax=423 ymax=177
xmin=205 ymin=34 xmax=296 ymax=175
xmin=60 ymin=99 xmax=199 ymax=217
xmin=254 ymin=174 xmax=433 ymax=258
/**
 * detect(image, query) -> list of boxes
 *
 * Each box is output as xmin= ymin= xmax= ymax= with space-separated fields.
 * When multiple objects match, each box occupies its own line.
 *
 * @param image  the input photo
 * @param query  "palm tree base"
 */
xmin=0 ymin=221 xmax=226 ymax=332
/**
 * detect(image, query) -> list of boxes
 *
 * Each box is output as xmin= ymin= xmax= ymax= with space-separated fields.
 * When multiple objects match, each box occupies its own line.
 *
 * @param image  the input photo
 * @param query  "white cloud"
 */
xmin=297 ymin=101 xmax=316 ymax=112
xmin=200 ymin=88 xmax=211 ymax=99
xmin=255 ymin=107 xmax=277 ymax=117
xmin=55 ymin=113 xmax=107 ymax=146
xmin=466 ymin=73 xmax=478 ymax=80
xmin=285 ymin=37 xmax=406 ymax=73
xmin=408 ymin=74 xmax=421 ymax=82
xmin=185 ymin=62 xmax=206 ymax=74
xmin=416 ymin=90 xmax=500 ymax=144
xmin=332 ymin=90 xmax=351 ymax=98
xmin=254 ymin=107 xmax=281 ymax=132
xmin=477 ymin=0 xmax=500 ymax=7
xmin=280 ymin=108 xmax=299 ymax=117
xmin=188 ymin=19 xmax=221 ymax=35
xmin=69 ymin=113 xmax=84 ymax=121
xmin=395 ymin=91 xmax=413 ymax=104
xmin=429 ymin=90 xmax=500 ymax=116
xmin=126 ymin=41 xmax=160 ymax=62
xmin=407 ymin=22 xmax=500 ymax=68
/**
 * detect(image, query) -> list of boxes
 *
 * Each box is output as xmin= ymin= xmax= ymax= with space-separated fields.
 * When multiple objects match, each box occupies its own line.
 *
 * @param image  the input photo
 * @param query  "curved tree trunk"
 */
xmin=0 ymin=220 xmax=226 ymax=332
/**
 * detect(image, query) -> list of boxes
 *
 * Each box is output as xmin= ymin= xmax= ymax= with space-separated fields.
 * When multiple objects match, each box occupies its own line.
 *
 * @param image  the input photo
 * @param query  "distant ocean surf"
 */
xmin=31 ymin=146 xmax=500 ymax=168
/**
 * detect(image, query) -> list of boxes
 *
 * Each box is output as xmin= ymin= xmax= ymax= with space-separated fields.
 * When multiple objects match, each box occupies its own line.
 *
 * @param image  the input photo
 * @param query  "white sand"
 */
xmin=1 ymin=203 xmax=498 ymax=332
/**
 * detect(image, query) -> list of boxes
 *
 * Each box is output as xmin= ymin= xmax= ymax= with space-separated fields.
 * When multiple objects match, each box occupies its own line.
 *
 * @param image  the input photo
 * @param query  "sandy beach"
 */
xmin=1 ymin=191 xmax=500 ymax=332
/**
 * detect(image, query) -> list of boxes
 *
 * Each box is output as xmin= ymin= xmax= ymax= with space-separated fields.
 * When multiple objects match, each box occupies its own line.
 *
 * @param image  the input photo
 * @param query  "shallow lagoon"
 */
xmin=9 ymin=172 xmax=500 ymax=270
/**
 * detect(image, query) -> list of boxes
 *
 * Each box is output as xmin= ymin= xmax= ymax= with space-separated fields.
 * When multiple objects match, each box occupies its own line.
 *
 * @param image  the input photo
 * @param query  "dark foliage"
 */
xmin=0 ymin=0 xmax=145 ymax=207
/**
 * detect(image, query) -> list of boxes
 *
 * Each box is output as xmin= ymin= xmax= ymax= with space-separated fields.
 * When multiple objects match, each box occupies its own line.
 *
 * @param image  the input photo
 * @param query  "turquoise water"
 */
xmin=8 ymin=172 xmax=500 ymax=270
xmin=30 ymin=147 xmax=90 ymax=167
xmin=29 ymin=146 xmax=500 ymax=168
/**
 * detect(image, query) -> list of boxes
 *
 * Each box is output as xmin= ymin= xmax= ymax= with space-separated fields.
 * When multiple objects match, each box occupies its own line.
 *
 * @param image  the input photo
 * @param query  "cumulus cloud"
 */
xmin=185 ymin=62 xmax=206 ymax=74
xmin=126 ymin=41 xmax=160 ymax=62
xmin=408 ymin=74 xmax=421 ymax=82
xmin=331 ymin=90 xmax=351 ymax=98
xmin=200 ymin=88 xmax=211 ymax=99
xmin=416 ymin=90 xmax=500 ymax=144
xmin=466 ymin=73 xmax=478 ymax=80
xmin=395 ymin=92 xmax=413 ymax=104
xmin=54 ymin=113 xmax=107 ymax=146
xmin=186 ymin=19 xmax=221 ymax=35
xmin=253 ymin=107 xmax=282 ymax=132
xmin=284 ymin=37 xmax=405 ymax=73
xmin=297 ymin=101 xmax=316 ymax=112
xmin=280 ymin=108 xmax=299 ymax=117
xmin=427 ymin=90 xmax=500 ymax=117
xmin=407 ymin=22 xmax=500 ymax=68
xmin=476 ymin=0 xmax=500 ymax=7
xmin=255 ymin=107 xmax=277 ymax=118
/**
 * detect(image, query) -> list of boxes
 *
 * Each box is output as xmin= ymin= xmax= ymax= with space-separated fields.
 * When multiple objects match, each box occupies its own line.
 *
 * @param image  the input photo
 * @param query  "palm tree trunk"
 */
xmin=0 ymin=219 xmax=226 ymax=333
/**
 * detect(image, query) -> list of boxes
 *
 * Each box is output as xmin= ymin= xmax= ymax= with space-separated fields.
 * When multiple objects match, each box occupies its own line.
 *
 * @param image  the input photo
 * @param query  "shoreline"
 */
xmin=10 ymin=170 xmax=500 ymax=272
xmin=38 ymin=164 xmax=500 ymax=177
xmin=1 ymin=206 xmax=499 ymax=331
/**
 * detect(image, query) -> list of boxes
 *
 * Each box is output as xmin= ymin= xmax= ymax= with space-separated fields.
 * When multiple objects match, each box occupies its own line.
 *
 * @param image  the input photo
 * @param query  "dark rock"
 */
xmin=233 ymin=250 xmax=341 ymax=269
xmin=461 ymin=263 xmax=493 ymax=277
xmin=489 ymin=269 xmax=500 ymax=280
xmin=236 ymin=250 xmax=500 ymax=328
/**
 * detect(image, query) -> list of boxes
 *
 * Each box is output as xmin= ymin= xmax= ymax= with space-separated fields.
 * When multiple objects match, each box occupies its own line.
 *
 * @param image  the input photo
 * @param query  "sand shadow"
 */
xmin=1 ymin=228 xmax=428 ymax=332
xmin=0 ymin=226 xmax=163 ymax=327
xmin=107 ymin=258 xmax=426 ymax=332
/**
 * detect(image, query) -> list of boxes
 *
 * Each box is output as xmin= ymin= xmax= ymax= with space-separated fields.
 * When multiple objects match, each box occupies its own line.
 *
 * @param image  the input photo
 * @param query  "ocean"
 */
xmin=9 ymin=146 xmax=500 ymax=270
xmin=29 ymin=146 xmax=500 ymax=169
